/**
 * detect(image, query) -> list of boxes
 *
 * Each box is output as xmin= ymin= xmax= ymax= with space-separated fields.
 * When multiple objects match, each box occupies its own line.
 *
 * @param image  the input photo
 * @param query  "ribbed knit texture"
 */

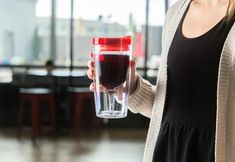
xmin=128 ymin=75 xmax=156 ymax=117
xmin=128 ymin=0 xmax=235 ymax=161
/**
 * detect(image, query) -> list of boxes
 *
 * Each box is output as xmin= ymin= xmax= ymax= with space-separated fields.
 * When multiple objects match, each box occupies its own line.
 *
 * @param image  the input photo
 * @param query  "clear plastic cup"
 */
xmin=92 ymin=36 xmax=131 ymax=118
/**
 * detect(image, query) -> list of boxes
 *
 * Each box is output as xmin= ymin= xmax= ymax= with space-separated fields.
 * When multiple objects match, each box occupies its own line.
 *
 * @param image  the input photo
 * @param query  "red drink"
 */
xmin=96 ymin=54 xmax=129 ymax=90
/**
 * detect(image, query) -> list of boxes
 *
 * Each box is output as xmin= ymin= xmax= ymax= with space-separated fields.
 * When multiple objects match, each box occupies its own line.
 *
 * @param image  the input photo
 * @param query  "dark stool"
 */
xmin=67 ymin=87 xmax=100 ymax=129
xmin=18 ymin=88 xmax=56 ymax=139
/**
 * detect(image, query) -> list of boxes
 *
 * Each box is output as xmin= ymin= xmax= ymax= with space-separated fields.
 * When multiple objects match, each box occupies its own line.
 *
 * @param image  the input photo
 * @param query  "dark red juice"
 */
xmin=96 ymin=54 xmax=129 ymax=89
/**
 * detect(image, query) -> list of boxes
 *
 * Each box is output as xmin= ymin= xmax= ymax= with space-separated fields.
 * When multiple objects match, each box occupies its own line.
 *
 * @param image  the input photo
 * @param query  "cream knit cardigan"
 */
xmin=128 ymin=0 xmax=235 ymax=161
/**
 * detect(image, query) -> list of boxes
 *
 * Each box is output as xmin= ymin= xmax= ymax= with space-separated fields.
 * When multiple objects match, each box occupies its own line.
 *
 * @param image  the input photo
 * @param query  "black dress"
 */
xmin=152 ymin=3 xmax=235 ymax=162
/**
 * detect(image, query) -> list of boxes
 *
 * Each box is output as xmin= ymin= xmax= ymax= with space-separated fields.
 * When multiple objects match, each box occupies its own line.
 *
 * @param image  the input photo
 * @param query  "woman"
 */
xmin=87 ymin=0 xmax=235 ymax=161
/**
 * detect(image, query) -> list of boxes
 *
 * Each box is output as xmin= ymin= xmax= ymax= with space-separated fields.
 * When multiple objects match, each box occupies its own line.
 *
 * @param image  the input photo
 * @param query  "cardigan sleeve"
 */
xmin=225 ymin=30 xmax=235 ymax=161
xmin=128 ymin=74 xmax=156 ymax=117
xmin=128 ymin=2 xmax=179 ymax=118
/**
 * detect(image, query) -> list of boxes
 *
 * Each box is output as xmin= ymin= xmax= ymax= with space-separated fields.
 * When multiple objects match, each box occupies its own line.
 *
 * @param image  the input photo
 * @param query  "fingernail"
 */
xmin=130 ymin=60 xmax=135 ymax=66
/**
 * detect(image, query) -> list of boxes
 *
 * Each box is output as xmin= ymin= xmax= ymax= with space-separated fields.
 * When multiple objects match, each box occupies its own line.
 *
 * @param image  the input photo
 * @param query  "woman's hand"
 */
xmin=87 ymin=52 xmax=139 ymax=96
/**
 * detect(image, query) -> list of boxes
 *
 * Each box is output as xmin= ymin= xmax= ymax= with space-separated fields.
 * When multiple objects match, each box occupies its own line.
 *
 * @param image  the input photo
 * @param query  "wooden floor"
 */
xmin=0 ymin=128 xmax=147 ymax=162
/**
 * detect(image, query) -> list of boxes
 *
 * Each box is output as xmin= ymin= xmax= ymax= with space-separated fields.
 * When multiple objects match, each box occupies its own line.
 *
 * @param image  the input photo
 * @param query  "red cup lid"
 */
xmin=92 ymin=35 xmax=131 ymax=45
xmin=99 ymin=45 xmax=129 ymax=51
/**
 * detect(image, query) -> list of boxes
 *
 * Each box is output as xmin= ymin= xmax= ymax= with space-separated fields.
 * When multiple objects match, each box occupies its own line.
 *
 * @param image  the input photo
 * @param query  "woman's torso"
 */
xmin=152 ymin=1 xmax=235 ymax=161
xmin=163 ymin=3 xmax=234 ymax=128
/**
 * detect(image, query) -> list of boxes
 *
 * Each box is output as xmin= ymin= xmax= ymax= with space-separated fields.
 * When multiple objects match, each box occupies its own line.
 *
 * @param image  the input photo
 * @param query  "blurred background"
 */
xmin=0 ymin=0 xmax=176 ymax=161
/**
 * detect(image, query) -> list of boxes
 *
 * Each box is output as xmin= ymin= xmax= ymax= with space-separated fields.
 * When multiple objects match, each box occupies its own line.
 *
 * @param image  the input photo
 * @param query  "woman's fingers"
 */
xmin=89 ymin=82 xmax=95 ymax=91
xmin=88 ymin=52 xmax=95 ymax=91
xmin=87 ymin=60 xmax=95 ymax=69
xmin=87 ymin=68 xmax=95 ymax=80
xmin=87 ymin=57 xmax=95 ymax=80
xmin=89 ymin=52 xmax=94 ymax=58
xmin=115 ymin=87 xmax=124 ymax=103
xmin=129 ymin=60 xmax=138 ymax=95
xmin=130 ymin=60 xmax=136 ymax=76
xmin=89 ymin=83 xmax=106 ymax=92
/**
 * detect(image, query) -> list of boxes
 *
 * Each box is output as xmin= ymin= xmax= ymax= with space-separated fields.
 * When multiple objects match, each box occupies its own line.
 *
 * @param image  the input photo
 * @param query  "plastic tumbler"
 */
xmin=92 ymin=36 xmax=132 ymax=118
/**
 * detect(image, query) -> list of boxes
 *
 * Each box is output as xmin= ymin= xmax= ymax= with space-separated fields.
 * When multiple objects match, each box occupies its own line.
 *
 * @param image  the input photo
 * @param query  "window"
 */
xmin=55 ymin=0 xmax=71 ymax=66
xmin=146 ymin=0 xmax=166 ymax=80
xmin=73 ymin=0 xmax=146 ymax=67
xmin=35 ymin=0 xmax=52 ymax=65
xmin=0 ymin=0 xmax=168 ymax=71
xmin=3 ymin=31 xmax=14 ymax=64
xmin=0 ymin=0 xmax=52 ymax=65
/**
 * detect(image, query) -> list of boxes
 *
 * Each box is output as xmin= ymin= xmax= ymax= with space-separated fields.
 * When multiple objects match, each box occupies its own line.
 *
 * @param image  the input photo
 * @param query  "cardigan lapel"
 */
xmin=216 ymin=22 xmax=235 ymax=161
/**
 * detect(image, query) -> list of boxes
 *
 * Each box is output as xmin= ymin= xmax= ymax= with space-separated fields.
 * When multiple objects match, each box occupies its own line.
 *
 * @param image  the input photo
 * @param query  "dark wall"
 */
xmin=0 ymin=74 xmax=150 ymax=128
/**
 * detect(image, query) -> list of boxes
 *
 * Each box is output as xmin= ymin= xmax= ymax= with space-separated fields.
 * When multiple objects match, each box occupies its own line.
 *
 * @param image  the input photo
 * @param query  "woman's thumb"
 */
xmin=129 ymin=60 xmax=138 ymax=94
xmin=130 ymin=60 xmax=138 ymax=81
xmin=130 ymin=60 xmax=136 ymax=74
